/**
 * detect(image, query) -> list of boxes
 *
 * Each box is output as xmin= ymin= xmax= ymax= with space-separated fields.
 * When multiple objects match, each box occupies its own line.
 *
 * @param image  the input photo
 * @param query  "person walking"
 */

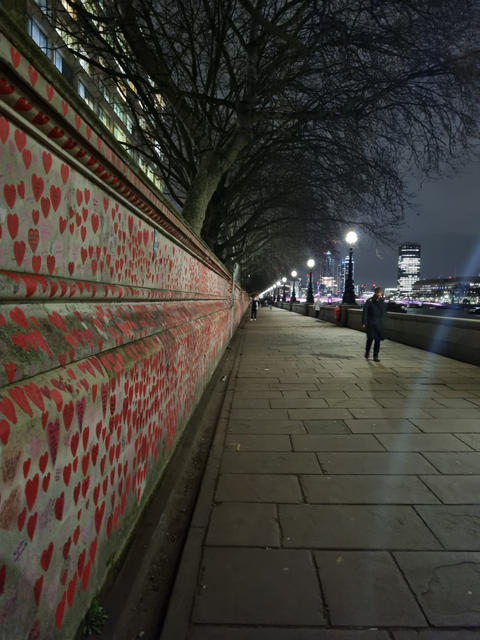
xmin=251 ymin=297 xmax=258 ymax=321
xmin=362 ymin=287 xmax=387 ymax=362
xmin=313 ymin=298 xmax=322 ymax=320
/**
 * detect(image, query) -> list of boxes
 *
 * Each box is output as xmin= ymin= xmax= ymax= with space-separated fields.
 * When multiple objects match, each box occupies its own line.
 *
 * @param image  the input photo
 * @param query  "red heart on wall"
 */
xmin=40 ymin=542 xmax=54 ymax=572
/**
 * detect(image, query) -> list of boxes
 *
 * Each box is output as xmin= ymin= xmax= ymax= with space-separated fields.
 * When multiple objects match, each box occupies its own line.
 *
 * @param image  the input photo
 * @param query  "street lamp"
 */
xmin=276 ymin=281 xmax=281 ymax=303
xmin=282 ymin=277 xmax=287 ymax=302
xmin=291 ymin=270 xmax=297 ymax=302
xmin=306 ymin=259 xmax=315 ymax=304
xmin=342 ymin=231 xmax=358 ymax=304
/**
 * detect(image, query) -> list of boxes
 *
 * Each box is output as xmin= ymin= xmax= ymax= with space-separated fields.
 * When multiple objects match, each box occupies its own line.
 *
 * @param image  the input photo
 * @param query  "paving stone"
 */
xmin=192 ymin=548 xmax=326 ymax=625
xmin=235 ymin=378 xmax=281 ymax=386
xmin=227 ymin=420 xmax=306 ymax=435
xmin=416 ymin=506 xmax=480 ymax=550
xmin=425 ymin=409 xmax=480 ymax=419
xmin=315 ymin=551 xmax=427 ymax=626
xmin=231 ymin=398 xmax=271 ymax=409
xmin=234 ymin=391 xmax=283 ymax=399
xmin=393 ymin=631 xmax=480 ymax=640
xmin=317 ymin=452 xmax=439 ymax=475
xmin=292 ymin=435 xmax=384 ymax=452
xmin=189 ymin=629 xmax=390 ymax=640
xmin=349 ymin=408 xmax=433 ymax=419
xmin=288 ymin=409 xmax=353 ymax=420
xmin=230 ymin=408 xmax=290 ymax=421
xmin=456 ymin=434 xmax=480 ymax=450
xmin=446 ymin=384 xmax=480 ymax=390
xmin=394 ymin=551 xmax=480 ymax=626
xmin=375 ymin=434 xmax=472 ymax=452
xmin=377 ymin=398 xmax=443 ymax=408
xmin=221 ymin=452 xmax=321 ymax=474
xmin=238 ymin=371 xmax=284 ymax=378
xmin=225 ymin=435 xmax=292 ymax=452
xmin=423 ymin=452 xmax=480 ymax=474
xmin=412 ymin=419 xmax=480 ymax=433
xmin=357 ymin=384 xmax=405 ymax=391
xmin=279 ymin=505 xmax=442 ymax=549
xmin=435 ymin=398 xmax=479 ymax=408
xmin=396 ymin=391 xmax=442 ymax=398
xmin=234 ymin=383 xmax=270 ymax=390
xmin=325 ymin=398 xmax=381 ymax=408
xmin=346 ymin=419 xmax=421 ymax=433
xmin=304 ymin=420 xmax=350 ymax=434
xmin=314 ymin=383 xmax=360 ymax=391
xmin=279 ymin=377 xmax=325 ymax=384
xmin=205 ymin=503 xmax=280 ymax=547
xmin=308 ymin=390 xmax=349 ymax=399
xmin=270 ymin=383 xmax=318 ymax=390
xmin=421 ymin=475 xmax=480 ymax=503
xmin=215 ymin=474 xmax=302 ymax=503
xmin=281 ymin=391 xmax=310 ymax=398
xmin=270 ymin=399 xmax=329 ymax=409
xmin=433 ymin=389 xmax=480 ymax=398
xmin=301 ymin=475 xmax=439 ymax=504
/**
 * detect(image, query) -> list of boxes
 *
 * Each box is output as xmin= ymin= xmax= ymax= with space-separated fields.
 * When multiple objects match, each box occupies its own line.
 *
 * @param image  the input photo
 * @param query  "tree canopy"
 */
xmin=52 ymin=0 xmax=480 ymax=282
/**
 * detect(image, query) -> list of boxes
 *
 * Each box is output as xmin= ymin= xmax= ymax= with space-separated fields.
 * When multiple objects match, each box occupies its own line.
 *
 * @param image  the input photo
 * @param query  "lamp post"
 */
xmin=306 ymin=259 xmax=315 ymax=304
xmin=282 ymin=277 xmax=287 ymax=302
xmin=291 ymin=270 xmax=297 ymax=302
xmin=342 ymin=231 xmax=358 ymax=304
xmin=276 ymin=281 xmax=281 ymax=303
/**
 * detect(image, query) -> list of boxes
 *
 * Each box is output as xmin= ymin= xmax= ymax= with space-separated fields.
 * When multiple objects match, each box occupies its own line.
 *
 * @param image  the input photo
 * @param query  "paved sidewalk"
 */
xmin=162 ymin=307 xmax=480 ymax=640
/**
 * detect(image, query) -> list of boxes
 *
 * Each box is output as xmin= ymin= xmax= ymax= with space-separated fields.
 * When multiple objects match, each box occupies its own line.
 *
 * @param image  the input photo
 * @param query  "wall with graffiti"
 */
xmin=0 ymin=31 xmax=248 ymax=640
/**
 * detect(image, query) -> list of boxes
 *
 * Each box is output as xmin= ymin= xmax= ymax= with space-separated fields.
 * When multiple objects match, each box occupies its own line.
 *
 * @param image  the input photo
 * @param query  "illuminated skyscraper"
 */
xmin=322 ymin=251 xmax=334 ymax=278
xmin=397 ymin=243 xmax=421 ymax=296
xmin=337 ymin=256 xmax=354 ymax=296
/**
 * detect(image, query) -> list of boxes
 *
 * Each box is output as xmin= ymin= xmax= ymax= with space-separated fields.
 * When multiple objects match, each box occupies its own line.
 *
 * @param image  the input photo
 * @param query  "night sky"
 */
xmin=340 ymin=162 xmax=480 ymax=290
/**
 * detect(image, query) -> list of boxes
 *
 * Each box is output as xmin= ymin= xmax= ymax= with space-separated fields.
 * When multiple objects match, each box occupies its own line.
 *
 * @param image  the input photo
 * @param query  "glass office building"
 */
xmin=397 ymin=243 xmax=421 ymax=296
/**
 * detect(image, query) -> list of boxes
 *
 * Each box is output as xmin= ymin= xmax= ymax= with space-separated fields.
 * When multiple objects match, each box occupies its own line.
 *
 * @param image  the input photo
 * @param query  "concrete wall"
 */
xmin=0 ymin=30 xmax=248 ymax=640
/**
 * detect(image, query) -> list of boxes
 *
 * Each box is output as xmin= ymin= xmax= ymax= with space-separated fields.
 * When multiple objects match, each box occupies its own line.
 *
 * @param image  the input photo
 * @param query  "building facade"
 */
xmin=397 ymin=243 xmax=421 ymax=296
xmin=20 ymin=0 xmax=164 ymax=191
xmin=337 ymin=256 xmax=354 ymax=296
xmin=412 ymin=278 xmax=480 ymax=304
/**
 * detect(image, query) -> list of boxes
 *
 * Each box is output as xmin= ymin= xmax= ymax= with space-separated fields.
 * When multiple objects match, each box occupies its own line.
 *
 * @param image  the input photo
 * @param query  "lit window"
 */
xmin=98 ymin=107 xmax=111 ymax=130
xmin=78 ymin=81 xmax=94 ymax=109
xmin=54 ymin=50 xmax=63 ymax=72
xmin=27 ymin=18 xmax=48 ymax=55
xmin=35 ymin=0 xmax=48 ymax=13
xmin=126 ymin=115 xmax=133 ymax=133
xmin=100 ymin=84 xmax=111 ymax=103
xmin=113 ymin=124 xmax=126 ymax=143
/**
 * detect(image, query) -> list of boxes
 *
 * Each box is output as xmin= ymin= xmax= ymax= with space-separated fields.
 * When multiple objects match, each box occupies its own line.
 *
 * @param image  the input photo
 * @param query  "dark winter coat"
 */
xmin=362 ymin=297 xmax=387 ymax=340
xmin=251 ymin=300 xmax=258 ymax=312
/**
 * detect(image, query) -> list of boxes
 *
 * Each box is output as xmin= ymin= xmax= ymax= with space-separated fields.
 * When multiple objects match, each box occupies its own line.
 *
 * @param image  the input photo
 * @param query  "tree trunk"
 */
xmin=201 ymin=181 xmax=226 ymax=249
xmin=182 ymin=130 xmax=251 ymax=236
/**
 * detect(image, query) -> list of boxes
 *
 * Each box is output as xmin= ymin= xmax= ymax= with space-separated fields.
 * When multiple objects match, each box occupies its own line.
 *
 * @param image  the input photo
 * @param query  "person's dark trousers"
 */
xmin=366 ymin=338 xmax=380 ymax=358
xmin=251 ymin=308 xmax=257 ymax=319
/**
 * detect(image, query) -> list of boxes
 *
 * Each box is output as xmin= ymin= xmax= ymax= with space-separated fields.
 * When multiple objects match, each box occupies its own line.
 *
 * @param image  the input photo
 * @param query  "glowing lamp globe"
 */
xmin=292 ymin=270 xmax=297 ymax=278
xmin=346 ymin=231 xmax=358 ymax=246
xmin=307 ymin=259 xmax=315 ymax=269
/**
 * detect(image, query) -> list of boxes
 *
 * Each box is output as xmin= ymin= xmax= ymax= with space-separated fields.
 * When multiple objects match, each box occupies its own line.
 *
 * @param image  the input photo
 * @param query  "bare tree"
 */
xmin=51 ymin=0 xmax=480 ymax=244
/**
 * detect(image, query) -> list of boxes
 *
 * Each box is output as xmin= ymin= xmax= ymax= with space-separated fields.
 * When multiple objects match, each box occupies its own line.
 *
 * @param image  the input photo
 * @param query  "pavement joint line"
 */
xmin=310 ymin=548 xmax=331 ymax=626
xmin=389 ymin=549 xmax=430 ymax=628
xmin=411 ymin=504 xmax=447 ymax=551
